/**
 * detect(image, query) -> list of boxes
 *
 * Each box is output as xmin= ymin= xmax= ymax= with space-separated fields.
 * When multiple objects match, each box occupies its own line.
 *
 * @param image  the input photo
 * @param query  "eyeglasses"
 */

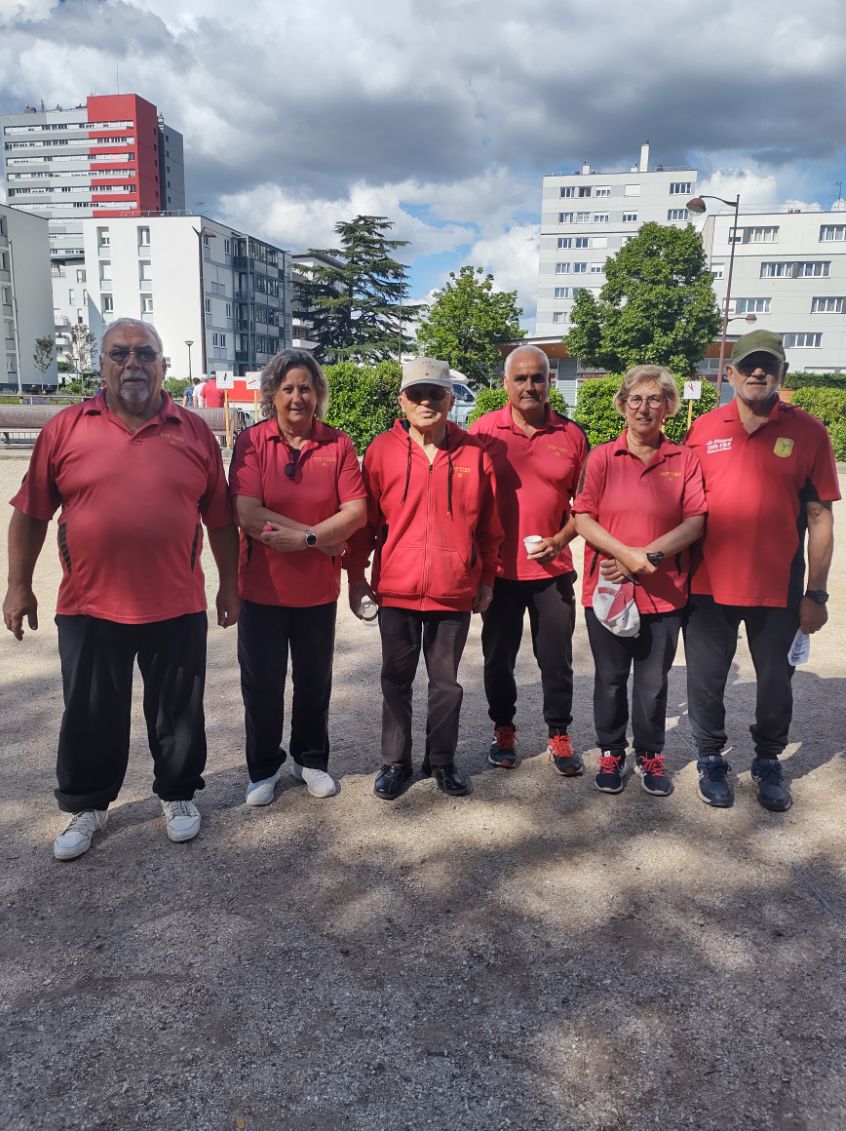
xmin=404 ymin=385 xmax=448 ymax=403
xmin=104 ymin=346 xmax=161 ymax=366
xmin=284 ymin=449 xmax=301 ymax=480
xmin=625 ymin=394 xmax=665 ymax=409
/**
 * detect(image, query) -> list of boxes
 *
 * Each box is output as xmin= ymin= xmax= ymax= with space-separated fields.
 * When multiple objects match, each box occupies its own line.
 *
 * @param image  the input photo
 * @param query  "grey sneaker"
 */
xmin=53 ymin=809 xmax=108 ymax=861
xmin=245 ymin=769 xmax=283 ymax=807
xmin=288 ymin=762 xmax=337 ymax=798
xmin=161 ymin=799 xmax=201 ymax=842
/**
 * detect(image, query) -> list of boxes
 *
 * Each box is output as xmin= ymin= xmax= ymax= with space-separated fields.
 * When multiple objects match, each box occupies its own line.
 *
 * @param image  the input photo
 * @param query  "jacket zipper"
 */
xmin=419 ymin=460 xmax=433 ymax=601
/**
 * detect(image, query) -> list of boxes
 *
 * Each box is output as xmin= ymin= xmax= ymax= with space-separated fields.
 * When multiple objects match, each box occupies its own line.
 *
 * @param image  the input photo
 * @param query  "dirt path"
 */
xmin=2 ymin=455 xmax=844 ymax=1131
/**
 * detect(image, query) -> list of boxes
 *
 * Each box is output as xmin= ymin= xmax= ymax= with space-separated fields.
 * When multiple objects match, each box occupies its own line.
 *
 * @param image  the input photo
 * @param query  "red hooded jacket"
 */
xmin=345 ymin=420 xmax=503 ymax=612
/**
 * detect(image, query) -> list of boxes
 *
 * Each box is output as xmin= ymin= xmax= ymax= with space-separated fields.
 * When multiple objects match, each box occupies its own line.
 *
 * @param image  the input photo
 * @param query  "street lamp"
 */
xmin=185 ymin=339 xmax=194 ymax=380
xmin=686 ymin=193 xmax=741 ymax=393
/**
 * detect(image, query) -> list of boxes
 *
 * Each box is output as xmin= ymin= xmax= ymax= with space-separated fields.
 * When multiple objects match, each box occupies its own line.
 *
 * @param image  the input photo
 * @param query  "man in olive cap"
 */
xmin=684 ymin=330 xmax=839 ymax=811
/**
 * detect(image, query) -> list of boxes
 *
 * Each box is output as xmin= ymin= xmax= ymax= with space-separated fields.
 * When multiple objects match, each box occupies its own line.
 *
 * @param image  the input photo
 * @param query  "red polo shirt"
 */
xmin=229 ymin=417 xmax=366 ymax=607
xmin=685 ymin=399 xmax=840 ymax=607
xmin=203 ymin=380 xmax=223 ymax=409
xmin=470 ymin=404 xmax=588 ymax=580
xmin=10 ymin=392 xmax=233 ymax=624
xmin=573 ymin=431 xmax=707 ymax=613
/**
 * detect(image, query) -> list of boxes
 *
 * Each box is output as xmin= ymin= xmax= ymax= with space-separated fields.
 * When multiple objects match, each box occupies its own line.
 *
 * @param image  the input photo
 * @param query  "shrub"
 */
xmin=791 ymin=387 xmax=846 ymax=460
xmin=785 ymin=371 xmax=846 ymax=391
xmin=324 ymin=360 xmax=402 ymax=453
xmin=163 ymin=377 xmax=187 ymax=397
xmin=466 ymin=384 xmax=568 ymax=426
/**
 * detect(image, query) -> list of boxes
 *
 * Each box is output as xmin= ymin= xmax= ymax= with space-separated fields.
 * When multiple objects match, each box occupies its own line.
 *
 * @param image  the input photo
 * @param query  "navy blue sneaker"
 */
xmin=751 ymin=757 xmax=792 ymax=812
xmin=594 ymin=750 xmax=626 ymax=793
xmin=697 ymin=755 xmax=733 ymax=807
xmin=635 ymin=752 xmax=673 ymax=796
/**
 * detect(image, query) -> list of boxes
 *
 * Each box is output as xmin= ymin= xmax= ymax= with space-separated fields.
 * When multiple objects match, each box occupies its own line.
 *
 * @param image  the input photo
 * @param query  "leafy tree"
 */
xmin=416 ymin=266 xmax=525 ymax=387
xmin=32 ymin=335 xmax=55 ymax=389
xmin=565 ymin=222 xmax=721 ymax=378
xmin=324 ymin=360 xmax=402 ymax=453
xmin=65 ymin=323 xmax=96 ymax=382
xmin=298 ymin=216 xmax=423 ymax=364
xmin=163 ymin=377 xmax=188 ymax=397
xmin=466 ymin=383 xmax=568 ymax=426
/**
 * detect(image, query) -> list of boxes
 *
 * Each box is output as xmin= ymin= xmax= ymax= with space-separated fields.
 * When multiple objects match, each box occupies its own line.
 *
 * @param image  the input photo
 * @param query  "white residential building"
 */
xmin=79 ymin=214 xmax=293 ymax=378
xmin=698 ymin=205 xmax=846 ymax=374
xmin=0 ymin=203 xmax=57 ymax=389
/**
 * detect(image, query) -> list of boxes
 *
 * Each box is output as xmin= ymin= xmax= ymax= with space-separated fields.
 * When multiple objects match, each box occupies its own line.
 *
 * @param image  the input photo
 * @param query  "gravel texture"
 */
xmin=1 ymin=455 xmax=845 ymax=1131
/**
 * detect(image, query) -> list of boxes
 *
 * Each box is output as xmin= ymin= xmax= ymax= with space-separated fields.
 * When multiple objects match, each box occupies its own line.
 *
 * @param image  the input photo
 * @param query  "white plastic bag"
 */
xmin=593 ymin=578 xmax=641 ymax=637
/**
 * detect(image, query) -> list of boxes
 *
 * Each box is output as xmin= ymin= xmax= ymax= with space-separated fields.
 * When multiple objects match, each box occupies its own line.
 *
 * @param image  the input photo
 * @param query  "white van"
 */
xmin=448 ymin=369 xmax=476 ymax=426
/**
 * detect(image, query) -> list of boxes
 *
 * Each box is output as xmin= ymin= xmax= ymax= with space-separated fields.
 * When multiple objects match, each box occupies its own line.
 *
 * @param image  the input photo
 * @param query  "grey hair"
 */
xmin=259 ymin=348 xmax=329 ymax=419
xmin=504 ymin=345 xmax=550 ymax=380
xmin=613 ymin=364 xmax=681 ymax=417
xmin=100 ymin=318 xmax=164 ymax=356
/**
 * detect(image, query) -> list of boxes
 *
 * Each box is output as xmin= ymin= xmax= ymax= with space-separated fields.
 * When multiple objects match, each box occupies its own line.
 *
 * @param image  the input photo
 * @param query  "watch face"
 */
xmin=305 ymin=531 xmax=317 ymax=547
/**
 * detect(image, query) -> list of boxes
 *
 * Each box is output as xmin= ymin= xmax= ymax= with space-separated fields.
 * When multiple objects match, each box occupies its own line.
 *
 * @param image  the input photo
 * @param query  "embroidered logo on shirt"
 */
xmin=706 ymin=438 xmax=732 ymax=454
xmin=773 ymin=437 xmax=795 ymax=458
xmin=658 ymin=470 xmax=682 ymax=478
xmin=161 ymin=431 xmax=185 ymax=444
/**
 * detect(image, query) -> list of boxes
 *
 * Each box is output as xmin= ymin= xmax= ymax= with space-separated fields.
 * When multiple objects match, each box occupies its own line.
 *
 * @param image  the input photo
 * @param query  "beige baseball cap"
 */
xmin=400 ymin=357 xmax=452 ymax=392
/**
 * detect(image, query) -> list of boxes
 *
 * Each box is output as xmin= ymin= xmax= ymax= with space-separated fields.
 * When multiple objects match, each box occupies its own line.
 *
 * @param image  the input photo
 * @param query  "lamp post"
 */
xmin=185 ymin=339 xmax=194 ymax=381
xmin=686 ymin=193 xmax=741 ymax=393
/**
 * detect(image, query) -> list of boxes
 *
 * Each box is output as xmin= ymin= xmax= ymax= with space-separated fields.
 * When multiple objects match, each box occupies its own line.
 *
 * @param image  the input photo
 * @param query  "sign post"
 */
xmin=215 ymin=371 xmax=235 ymax=447
xmin=683 ymin=380 xmax=702 ymax=431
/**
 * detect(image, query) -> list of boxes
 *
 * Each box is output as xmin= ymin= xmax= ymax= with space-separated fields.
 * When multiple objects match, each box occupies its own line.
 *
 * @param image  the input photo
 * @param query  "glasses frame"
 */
xmin=625 ymin=394 xmax=665 ymax=410
xmin=403 ymin=385 xmax=449 ymax=403
xmin=104 ymin=346 xmax=162 ymax=366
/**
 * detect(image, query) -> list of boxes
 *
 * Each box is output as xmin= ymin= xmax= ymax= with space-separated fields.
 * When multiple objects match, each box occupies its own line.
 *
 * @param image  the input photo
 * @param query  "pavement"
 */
xmin=1 ymin=456 xmax=844 ymax=1131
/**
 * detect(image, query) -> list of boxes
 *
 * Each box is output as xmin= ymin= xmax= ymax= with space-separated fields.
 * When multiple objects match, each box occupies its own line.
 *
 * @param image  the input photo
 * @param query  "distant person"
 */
xmin=573 ymin=365 xmax=706 ymax=797
xmin=182 ymin=381 xmax=194 ymax=407
xmin=2 ymin=318 xmax=240 ymax=860
xmin=470 ymin=345 xmax=588 ymax=776
xmin=684 ymin=330 xmax=839 ymax=811
xmin=194 ymin=378 xmax=207 ymax=409
xmin=347 ymin=358 xmax=503 ymax=801
xmin=203 ymin=378 xmax=223 ymax=409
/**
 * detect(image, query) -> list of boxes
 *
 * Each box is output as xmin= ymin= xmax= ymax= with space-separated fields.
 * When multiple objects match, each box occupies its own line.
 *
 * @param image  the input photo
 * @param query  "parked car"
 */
xmin=448 ymin=371 xmax=476 ymax=426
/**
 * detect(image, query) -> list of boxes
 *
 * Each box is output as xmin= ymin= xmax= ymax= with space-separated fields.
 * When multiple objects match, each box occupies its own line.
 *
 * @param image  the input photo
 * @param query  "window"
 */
xmin=594 ymin=186 xmax=611 ymax=197
xmin=734 ymin=297 xmax=771 ymax=314
xmin=624 ymin=184 xmax=641 ymax=197
xmin=76 ymin=268 xmax=86 ymax=282
xmin=622 ymin=212 xmax=638 ymax=223
xmin=799 ymin=261 xmax=830 ymax=277
xmin=141 ymin=294 xmax=154 ymax=313
xmin=225 ymin=302 xmax=232 ymax=317
xmin=555 ymin=262 xmax=570 ymax=273
xmin=553 ymin=287 xmax=570 ymax=299
xmin=811 ymin=296 xmax=844 ymax=313
xmin=551 ymin=312 xmax=567 ymax=324
xmin=204 ymin=297 xmax=212 ymax=313
xmin=557 ymin=237 xmax=572 ymax=248
xmin=139 ymin=261 xmax=152 ymax=281
xmin=667 ymin=208 xmax=689 ymax=221
xmin=711 ymin=264 xmax=725 ymax=280
xmin=819 ymin=225 xmax=846 ymax=242
xmin=591 ymin=237 xmax=607 ymax=249
xmin=224 ymin=238 xmax=231 ymax=253
xmin=578 ymin=186 xmax=591 ymax=197
xmin=559 ymin=212 xmax=574 ymax=223
xmin=760 ymin=261 xmax=830 ymax=278
xmin=746 ymin=226 xmax=779 ymax=243
xmin=559 ymin=186 xmax=575 ymax=198
xmin=576 ymin=211 xmax=590 ymax=222
xmin=782 ymin=332 xmax=821 ymax=348
xmin=102 ymin=294 xmax=114 ymax=313
xmin=212 ymin=332 xmax=227 ymax=348
xmin=99 ymin=262 xmax=111 ymax=281
xmin=97 ymin=227 xmax=110 ymax=248
xmin=592 ymin=213 xmax=609 ymax=223
xmin=669 ymin=181 xmax=694 ymax=195
xmin=138 ymin=226 xmax=150 ymax=247
xmin=590 ymin=263 xmax=604 ymax=273
xmin=574 ymin=237 xmax=588 ymax=248
xmin=573 ymin=262 xmax=588 ymax=273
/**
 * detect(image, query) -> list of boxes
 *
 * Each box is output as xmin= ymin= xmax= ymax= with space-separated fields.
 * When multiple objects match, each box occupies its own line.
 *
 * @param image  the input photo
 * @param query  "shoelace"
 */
xmin=494 ymin=726 xmax=516 ymax=750
xmin=598 ymin=752 xmax=623 ymax=773
xmin=753 ymin=760 xmax=783 ymax=782
xmin=638 ymin=754 xmax=666 ymax=776
xmin=64 ymin=811 xmax=96 ymax=832
xmin=548 ymin=734 xmax=573 ymax=760
xmin=165 ymin=801 xmax=194 ymax=817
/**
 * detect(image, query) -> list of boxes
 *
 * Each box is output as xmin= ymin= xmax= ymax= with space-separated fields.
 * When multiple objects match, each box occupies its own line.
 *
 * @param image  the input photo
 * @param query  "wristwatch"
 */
xmin=304 ymin=530 xmax=318 ymax=548
xmin=804 ymin=588 xmax=828 ymax=604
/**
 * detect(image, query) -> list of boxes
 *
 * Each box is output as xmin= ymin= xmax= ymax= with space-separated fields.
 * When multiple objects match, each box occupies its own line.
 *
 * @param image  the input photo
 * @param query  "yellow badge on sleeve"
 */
xmin=773 ymin=437 xmax=794 ymax=458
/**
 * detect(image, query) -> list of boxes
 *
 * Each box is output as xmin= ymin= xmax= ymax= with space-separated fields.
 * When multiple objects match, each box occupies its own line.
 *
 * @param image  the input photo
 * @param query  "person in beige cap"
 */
xmin=345 ymin=358 xmax=502 ymax=800
xmin=684 ymin=329 xmax=839 ymax=812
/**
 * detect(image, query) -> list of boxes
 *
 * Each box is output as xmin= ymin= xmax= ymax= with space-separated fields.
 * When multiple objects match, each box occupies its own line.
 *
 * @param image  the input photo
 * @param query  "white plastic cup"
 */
xmin=357 ymin=596 xmax=379 ymax=624
xmin=523 ymin=535 xmax=543 ymax=558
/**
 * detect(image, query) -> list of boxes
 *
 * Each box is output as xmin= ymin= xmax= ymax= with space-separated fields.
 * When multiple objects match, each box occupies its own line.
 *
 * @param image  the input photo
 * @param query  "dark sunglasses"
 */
xmin=404 ymin=384 xmax=449 ymax=403
xmin=284 ymin=449 xmax=301 ymax=480
xmin=105 ymin=346 xmax=161 ymax=365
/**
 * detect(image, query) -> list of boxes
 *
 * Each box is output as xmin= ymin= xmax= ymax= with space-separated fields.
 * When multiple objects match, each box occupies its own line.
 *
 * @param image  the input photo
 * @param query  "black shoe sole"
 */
xmin=698 ymin=784 xmax=734 ymax=808
xmin=552 ymin=763 xmax=584 ymax=777
xmin=487 ymin=753 xmax=517 ymax=769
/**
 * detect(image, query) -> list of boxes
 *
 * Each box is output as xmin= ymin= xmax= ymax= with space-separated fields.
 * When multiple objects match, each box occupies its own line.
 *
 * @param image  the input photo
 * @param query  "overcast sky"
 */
xmin=1 ymin=0 xmax=845 ymax=329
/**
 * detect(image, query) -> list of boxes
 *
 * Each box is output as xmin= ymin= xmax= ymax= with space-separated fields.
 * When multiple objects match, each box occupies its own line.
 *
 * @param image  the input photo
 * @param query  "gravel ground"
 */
xmin=1 ymin=455 xmax=845 ymax=1131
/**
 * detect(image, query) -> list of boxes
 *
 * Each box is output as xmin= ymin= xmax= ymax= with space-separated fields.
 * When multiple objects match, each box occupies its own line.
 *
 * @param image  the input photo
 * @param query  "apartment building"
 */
xmin=80 ymin=214 xmax=292 ymax=377
xmin=0 ymin=203 xmax=56 ymax=389
xmin=536 ymin=144 xmax=697 ymax=363
xmin=699 ymin=204 xmax=846 ymax=374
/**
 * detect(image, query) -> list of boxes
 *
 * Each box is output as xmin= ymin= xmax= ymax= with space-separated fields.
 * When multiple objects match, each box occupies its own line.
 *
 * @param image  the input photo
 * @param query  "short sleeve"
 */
xmin=9 ymin=426 xmax=62 ymax=520
xmin=680 ymin=450 xmax=708 ymax=518
xmin=198 ymin=428 xmax=234 ymax=529
xmin=336 ymin=434 xmax=367 ymax=503
xmin=571 ymin=446 xmax=604 ymax=516
xmin=228 ymin=427 xmax=264 ymax=500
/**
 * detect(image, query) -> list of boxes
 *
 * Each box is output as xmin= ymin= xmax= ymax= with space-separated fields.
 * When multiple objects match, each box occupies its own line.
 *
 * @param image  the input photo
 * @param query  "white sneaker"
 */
xmin=161 ymin=799 xmax=201 ymax=843
xmin=288 ymin=761 xmax=337 ymax=798
xmin=53 ymin=809 xmax=108 ymax=861
xmin=245 ymin=769 xmax=283 ymax=807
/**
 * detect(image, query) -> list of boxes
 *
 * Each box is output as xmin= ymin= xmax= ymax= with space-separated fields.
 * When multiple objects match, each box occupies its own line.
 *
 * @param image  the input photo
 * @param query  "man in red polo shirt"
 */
xmin=685 ymin=329 xmax=839 ymax=811
xmin=470 ymin=345 xmax=589 ymax=774
xmin=3 ymin=318 xmax=240 ymax=860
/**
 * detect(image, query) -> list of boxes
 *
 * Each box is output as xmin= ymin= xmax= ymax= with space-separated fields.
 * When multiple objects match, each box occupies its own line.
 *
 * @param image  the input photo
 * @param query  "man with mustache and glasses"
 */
xmin=3 ymin=318 xmax=240 ymax=859
xmin=684 ymin=330 xmax=839 ymax=812
xmin=470 ymin=345 xmax=589 ymax=777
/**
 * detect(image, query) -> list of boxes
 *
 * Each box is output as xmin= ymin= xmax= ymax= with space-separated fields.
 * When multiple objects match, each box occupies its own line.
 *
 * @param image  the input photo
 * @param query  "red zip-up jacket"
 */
xmin=345 ymin=419 xmax=503 ymax=612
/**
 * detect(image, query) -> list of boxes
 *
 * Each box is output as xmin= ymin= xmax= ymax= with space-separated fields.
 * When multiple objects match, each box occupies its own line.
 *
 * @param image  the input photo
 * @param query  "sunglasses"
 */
xmin=284 ymin=449 xmax=301 ymax=480
xmin=105 ymin=346 xmax=161 ymax=365
xmin=403 ymin=384 xmax=449 ymax=403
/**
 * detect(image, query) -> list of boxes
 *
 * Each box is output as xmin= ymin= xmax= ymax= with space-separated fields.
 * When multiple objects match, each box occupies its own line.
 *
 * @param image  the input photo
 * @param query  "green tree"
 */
xmin=324 ymin=359 xmax=402 ymax=453
xmin=297 ymin=216 xmax=423 ymax=364
xmin=466 ymin=383 xmax=568 ymax=426
xmin=415 ymin=266 xmax=525 ymax=386
xmin=565 ymin=222 xmax=721 ymax=378
xmin=65 ymin=323 xmax=96 ymax=382
xmin=32 ymin=335 xmax=55 ymax=390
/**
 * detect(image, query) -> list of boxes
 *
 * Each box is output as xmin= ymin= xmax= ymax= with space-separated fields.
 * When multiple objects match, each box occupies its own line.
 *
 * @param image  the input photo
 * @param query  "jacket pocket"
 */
xmin=425 ymin=546 xmax=475 ymax=602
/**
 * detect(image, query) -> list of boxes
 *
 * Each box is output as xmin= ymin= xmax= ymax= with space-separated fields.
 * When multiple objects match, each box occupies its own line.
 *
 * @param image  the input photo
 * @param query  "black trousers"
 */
xmin=379 ymin=607 xmax=471 ymax=768
xmin=585 ymin=608 xmax=682 ymax=754
xmin=683 ymin=594 xmax=799 ymax=759
xmin=238 ymin=598 xmax=337 ymax=781
xmin=55 ymin=612 xmax=208 ymax=813
xmin=481 ymin=574 xmax=576 ymax=736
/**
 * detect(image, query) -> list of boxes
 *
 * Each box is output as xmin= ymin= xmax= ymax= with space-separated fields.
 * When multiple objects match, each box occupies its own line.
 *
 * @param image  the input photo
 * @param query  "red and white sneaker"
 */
xmin=548 ymin=733 xmax=583 ymax=776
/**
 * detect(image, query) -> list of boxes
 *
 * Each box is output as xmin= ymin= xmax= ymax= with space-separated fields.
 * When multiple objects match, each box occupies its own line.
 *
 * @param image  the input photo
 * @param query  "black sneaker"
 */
xmin=488 ymin=724 xmax=517 ymax=769
xmin=635 ymin=752 xmax=673 ymax=796
xmin=697 ymin=755 xmax=734 ymax=807
xmin=751 ymin=758 xmax=792 ymax=812
xmin=548 ymin=733 xmax=583 ymax=776
xmin=594 ymin=750 xmax=625 ymax=793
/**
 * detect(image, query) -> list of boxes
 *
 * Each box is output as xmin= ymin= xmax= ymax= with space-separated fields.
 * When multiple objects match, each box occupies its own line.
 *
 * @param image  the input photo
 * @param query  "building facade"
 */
xmin=0 ymin=203 xmax=56 ymax=389
xmin=80 ymin=214 xmax=293 ymax=378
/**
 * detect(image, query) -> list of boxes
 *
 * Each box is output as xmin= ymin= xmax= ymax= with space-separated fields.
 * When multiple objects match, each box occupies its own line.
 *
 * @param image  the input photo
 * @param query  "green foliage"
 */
xmin=466 ymin=384 xmax=568 ymax=426
xmin=572 ymin=374 xmax=719 ymax=446
xmin=415 ymin=266 xmax=525 ymax=386
xmin=565 ymin=222 xmax=721 ymax=378
xmin=62 ymin=376 xmax=100 ymax=397
xmin=663 ymin=377 xmax=719 ymax=443
xmin=791 ymin=387 xmax=846 ymax=457
xmin=65 ymin=323 xmax=96 ymax=379
xmin=323 ymin=360 xmax=402 ymax=453
xmin=163 ymin=377 xmax=188 ymax=397
xmin=297 ymin=216 xmax=423 ymax=364
xmin=785 ymin=371 xmax=846 ymax=390
xmin=33 ymin=335 xmax=55 ymax=379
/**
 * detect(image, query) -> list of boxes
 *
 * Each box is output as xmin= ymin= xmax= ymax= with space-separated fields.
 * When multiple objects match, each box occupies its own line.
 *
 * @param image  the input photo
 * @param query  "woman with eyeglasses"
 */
xmin=229 ymin=349 xmax=367 ymax=808
xmin=572 ymin=365 xmax=707 ymax=798
xmin=345 ymin=358 xmax=503 ymax=802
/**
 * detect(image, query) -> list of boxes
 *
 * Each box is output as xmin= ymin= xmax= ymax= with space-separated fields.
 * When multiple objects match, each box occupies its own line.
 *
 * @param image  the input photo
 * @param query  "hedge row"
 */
xmin=791 ymin=387 xmax=846 ymax=459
